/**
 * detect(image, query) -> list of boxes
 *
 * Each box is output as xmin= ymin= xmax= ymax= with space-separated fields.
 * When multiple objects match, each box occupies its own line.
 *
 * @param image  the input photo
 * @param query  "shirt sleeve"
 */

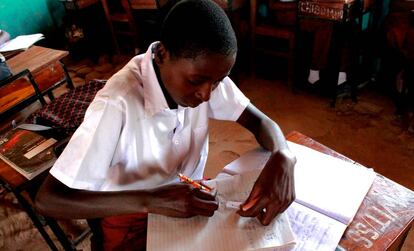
xmin=208 ymin=77 xmax=250 ymax=121
xmin=50 ymin=94 xmax=124 ymax=190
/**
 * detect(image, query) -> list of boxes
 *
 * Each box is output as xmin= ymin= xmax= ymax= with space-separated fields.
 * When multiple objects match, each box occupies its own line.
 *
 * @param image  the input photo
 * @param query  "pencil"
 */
xmin=178 ymin=173 xmax=212 ymax=192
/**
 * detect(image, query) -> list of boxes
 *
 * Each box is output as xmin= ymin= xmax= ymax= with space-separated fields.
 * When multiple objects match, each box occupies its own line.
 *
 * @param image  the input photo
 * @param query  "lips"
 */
xmin=180 ymin=98 xmax=203 ymax=108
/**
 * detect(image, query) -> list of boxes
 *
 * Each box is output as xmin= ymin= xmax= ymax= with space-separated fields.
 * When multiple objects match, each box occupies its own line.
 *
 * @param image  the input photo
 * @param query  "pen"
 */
xmin=178 ymin=173 xmax=212 ymax=192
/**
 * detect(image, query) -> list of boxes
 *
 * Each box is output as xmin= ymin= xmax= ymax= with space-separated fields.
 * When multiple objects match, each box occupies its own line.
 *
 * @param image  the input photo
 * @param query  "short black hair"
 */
xmin=160 ymin=0 xmax=237 ymax=59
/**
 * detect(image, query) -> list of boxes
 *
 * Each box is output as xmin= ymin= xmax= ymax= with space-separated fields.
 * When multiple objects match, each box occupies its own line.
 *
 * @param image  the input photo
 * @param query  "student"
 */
xmin=383 ymin=0 xmax=414 ymax=132
xmin=35 ymin=0 xmax=296 ymax=250
xmin=300 ymin=19 xmax=351 ymax=87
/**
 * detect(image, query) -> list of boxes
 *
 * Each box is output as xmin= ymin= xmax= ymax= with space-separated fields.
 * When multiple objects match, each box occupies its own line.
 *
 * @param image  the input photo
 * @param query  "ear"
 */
xmin=154 ymin=42 xmax=169 ymax=66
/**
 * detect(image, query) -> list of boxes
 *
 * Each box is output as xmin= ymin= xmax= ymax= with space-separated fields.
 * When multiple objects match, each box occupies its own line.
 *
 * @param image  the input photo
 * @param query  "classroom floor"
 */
xmin=0 ymin=53 xmax=413 ymax=250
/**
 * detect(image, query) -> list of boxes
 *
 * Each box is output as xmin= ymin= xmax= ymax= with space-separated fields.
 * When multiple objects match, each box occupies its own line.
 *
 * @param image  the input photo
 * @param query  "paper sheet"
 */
xmin=289 ymin=142 xmax=376 ymax=225
xmin=0 ymin=33 xmax=44 ymax=52
xmin=147 ymin=172 xmax=296 ymax=251
xmin=223 ymin=141 xmax=376 ymax=225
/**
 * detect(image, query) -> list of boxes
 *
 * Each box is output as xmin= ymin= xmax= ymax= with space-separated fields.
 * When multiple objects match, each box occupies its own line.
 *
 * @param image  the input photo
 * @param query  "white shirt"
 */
xmin=50 ymin=42 xmax=250 ymax=191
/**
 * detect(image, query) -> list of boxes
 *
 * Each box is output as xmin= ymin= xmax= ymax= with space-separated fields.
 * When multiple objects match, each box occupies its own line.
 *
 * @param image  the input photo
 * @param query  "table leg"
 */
xmin=11 ymin=189 xmax=60 ymax=251
xmin=45 ymin=217 xmax=78 ymax=251
xmin=60 ymin=60 xmax=75 ymax=90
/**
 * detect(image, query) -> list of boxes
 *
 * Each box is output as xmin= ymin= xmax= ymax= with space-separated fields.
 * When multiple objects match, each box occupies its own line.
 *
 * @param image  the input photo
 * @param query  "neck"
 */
xmin=152 ymin=59 xmax=178 ymax=109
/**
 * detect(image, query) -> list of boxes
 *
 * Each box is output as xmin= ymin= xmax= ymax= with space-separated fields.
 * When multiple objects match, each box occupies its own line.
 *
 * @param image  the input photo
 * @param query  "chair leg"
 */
xmin=45 ymin=217 xmax=77 ymax=251
xmin=11 ymin=190 xmax=60 ymax=251
xmin=100 ymin=0 xmax=121 ymax=54
xmin=60 ymin=61 xmax=75 ymax=90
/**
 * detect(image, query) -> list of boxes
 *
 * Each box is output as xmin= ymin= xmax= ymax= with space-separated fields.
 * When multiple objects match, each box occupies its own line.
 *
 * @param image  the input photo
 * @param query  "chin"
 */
xmin=180 ymin=100 xmax=202 ymax=108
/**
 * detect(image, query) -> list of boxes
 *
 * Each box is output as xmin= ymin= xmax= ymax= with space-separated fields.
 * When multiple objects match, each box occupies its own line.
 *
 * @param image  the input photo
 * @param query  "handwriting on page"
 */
xmin=286 ymin=202 xmax=347 ymax=251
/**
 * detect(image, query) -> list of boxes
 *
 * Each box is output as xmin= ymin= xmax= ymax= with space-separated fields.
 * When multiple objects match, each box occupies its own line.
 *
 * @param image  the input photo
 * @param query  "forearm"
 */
xmin=35 ymin=175 xmax=153 ymax=219
xmin=255 ymin=117 xmax=288 ymax=153
xmin=238 ymin=104 xmax=288 ymax=153
xmin=36 ymin=175 xmax=219 ymax=220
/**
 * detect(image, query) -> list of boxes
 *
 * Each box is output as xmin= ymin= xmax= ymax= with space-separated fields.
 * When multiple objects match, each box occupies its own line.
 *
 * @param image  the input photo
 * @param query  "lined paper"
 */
xmin=286 ymin=202 xmax=347 ymax=251
xmin=147 ymin=172 xmax=296 ymax=251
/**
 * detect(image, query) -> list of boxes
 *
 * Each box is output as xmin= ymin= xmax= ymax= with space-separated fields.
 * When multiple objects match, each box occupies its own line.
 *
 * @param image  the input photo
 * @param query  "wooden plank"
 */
xmin=0 ymin=78 xmax=35 ymax=114
xmin=129 ymin=0 xmax=157 ymax=9
xmin=33 ymin=61 xmax=65 ymax=92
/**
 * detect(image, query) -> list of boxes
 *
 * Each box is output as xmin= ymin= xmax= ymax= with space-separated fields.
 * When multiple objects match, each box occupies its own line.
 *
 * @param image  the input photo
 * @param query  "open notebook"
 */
xmin=147 ymin=171 xmax=297 ymax=251
xmin=147 ymin=142 xmax=376 ymax=251
xmin=221 ymin=141 xmax=376 ymax=250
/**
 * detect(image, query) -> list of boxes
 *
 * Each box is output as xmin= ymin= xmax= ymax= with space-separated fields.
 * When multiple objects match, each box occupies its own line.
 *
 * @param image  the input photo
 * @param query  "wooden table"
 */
xmin=0 ymin=46 xmax=73 ymax=120
xmin=7 ymin=46 xmax=73 ymax=94
xmin=287 ymin=131 xmax=414 ymax=250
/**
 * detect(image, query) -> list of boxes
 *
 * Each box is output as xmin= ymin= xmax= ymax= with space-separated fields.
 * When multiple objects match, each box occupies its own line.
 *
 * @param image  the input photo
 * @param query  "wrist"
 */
xmin=272 ymin=148 xmax=297 ymax=168
xmin=128 ymin=189 xmax=153 ymax=213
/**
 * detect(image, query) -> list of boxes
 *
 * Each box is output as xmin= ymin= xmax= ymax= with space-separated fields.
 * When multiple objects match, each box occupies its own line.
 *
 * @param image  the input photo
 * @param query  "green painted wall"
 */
xmin=0 ymin=0 xmax=65 ymax=39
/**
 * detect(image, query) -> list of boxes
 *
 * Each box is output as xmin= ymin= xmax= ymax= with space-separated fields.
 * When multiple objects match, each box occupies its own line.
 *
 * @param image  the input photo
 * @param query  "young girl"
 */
xmin=35 ymin=0 xmax=296 ymax=250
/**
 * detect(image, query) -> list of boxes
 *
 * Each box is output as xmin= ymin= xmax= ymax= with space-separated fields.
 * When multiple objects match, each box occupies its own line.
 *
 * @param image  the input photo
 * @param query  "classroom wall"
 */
xmin=0 ymin=0 xmax=65 ymax=39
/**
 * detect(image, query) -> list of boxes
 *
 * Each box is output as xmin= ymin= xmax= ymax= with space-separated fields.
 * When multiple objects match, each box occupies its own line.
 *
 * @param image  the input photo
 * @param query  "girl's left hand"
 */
xmin=237 ymin=149 xmax=296 ymax=225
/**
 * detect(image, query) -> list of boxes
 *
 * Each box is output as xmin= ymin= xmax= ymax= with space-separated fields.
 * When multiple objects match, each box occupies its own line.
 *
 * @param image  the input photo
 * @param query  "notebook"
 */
xmin=221 ymin=141 xmax=376 ymax=250
xmin=147 ymin=141 xmax=376 ymax=250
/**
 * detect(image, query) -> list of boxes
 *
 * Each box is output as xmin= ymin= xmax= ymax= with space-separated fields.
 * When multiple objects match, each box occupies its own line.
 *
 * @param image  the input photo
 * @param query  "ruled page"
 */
xmin=286 ymin=202 xmax=347 ymax=251
xmin=147 ymin=172 xmax=296 ymax=251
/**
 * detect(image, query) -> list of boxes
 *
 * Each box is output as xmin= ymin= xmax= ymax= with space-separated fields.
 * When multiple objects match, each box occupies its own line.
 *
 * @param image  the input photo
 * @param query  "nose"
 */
xmin=195 ymin=83 xmax=213 ymax=102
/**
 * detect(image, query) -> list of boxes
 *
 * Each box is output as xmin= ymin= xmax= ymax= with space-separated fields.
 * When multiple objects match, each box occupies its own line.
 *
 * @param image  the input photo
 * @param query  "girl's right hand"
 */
xmin=147 ymin=183 xmax=218 ymax=218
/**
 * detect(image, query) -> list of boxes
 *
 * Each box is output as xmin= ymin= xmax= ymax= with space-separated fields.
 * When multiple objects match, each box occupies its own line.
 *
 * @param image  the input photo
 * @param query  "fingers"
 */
xmin=191 ymin=197 xmax=219 ymax=216
xmin=238 ymin=195 xmax=269 ymax=217
xmin=189 ymin=186 xmax=218 ymax=216
xmin=257 ymin=198 xmax=294 ymax=225
xmin=191 ymin=186 xmax=216 ymax=201
xmin=237 ymin=186 xmax=294 ymax=224
xmin=258 ymin=204 xmax=281 ymax=226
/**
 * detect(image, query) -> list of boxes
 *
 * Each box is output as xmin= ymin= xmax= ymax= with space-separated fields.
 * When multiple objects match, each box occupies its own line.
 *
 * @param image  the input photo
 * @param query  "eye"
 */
xmin=188 ymin=79 xmax=204 ymax=86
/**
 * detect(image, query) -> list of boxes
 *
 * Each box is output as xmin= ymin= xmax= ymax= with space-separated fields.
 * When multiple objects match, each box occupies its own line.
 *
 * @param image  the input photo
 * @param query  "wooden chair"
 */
xmin=24 ymin=80 xmax=107 ymax=250
xmin=250 ymin=0 xmax=297 ymax=89
xmin=26 ymin=79 xmax=107 ymax=134
xmin=100 ymin=0 xmax=140 ymax=54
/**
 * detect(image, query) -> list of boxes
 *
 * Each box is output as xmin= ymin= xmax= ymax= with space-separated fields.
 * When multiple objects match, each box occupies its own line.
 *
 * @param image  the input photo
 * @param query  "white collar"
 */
xmin=140 ymin=41 xmax=171 ymax=117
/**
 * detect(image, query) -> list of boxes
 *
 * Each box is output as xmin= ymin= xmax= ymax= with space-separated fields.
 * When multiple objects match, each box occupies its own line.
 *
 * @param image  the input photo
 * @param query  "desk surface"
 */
xmin=7 ymin=46 xmax=68 ymax=76
xmin=287 ymin=131 xmax=414 ymax=250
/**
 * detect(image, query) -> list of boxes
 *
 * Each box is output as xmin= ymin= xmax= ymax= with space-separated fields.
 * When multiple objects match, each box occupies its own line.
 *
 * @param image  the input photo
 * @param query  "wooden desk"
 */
xmin=0 ymin=46 xmax=73 ymax=119
xmin=287 ymin=131 xmax=414 ymax=250
xmin=7 ymin=46 xmax=73 ymax=94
